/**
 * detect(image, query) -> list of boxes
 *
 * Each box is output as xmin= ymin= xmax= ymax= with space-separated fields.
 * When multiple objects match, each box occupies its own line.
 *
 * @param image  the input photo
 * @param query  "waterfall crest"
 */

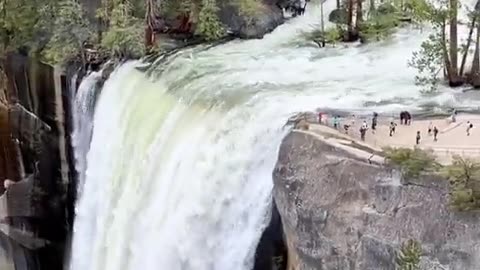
xmin=70 ymin=63 xmax=280 ymax=270
xmin=70 ymin=0 xmax=479 ymax=269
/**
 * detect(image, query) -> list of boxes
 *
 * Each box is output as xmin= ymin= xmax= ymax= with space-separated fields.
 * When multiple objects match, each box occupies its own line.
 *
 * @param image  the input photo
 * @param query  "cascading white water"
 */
xmin=71 ymin=71 xmax=102 ymax=196
xmin=71 ymin=0 xmax=480 ymax=270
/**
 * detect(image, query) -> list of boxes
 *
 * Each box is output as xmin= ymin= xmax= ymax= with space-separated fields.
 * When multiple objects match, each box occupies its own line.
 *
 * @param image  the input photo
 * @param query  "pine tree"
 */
xmin=100 ymin=0 xmax=144 ymax=58
xmin=196 ymin=0 xmax=225 ymax=41
xmin=42 ymin=1 xmax=94 ymax=64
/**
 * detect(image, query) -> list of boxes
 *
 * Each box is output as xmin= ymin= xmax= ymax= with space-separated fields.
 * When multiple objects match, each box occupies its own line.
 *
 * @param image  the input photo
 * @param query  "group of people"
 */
xmin=318 ymin=112 xmax=373 ymax=141
xmin=318 ymin=111 xmax=434 ymax=144
xmin=399 ymin=111 xmax=412 ymax=125
xmin=317 ymin=109 xmax=475 ymax=146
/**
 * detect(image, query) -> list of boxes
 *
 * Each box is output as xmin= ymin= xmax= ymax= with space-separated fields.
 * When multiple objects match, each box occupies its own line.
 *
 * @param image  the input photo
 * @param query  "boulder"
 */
xmin=217 ymin=0 xmax=284 ymax=39
xmin=328 ymin=8 xmax=348 ymax=25
xmin=273 ymin=131 xmax=480 ymax=270
xmin=377 ymin=3 xmax=397 ymax=15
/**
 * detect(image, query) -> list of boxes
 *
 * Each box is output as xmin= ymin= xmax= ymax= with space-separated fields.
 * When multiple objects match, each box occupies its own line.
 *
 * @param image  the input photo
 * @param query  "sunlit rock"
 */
xmin=273 ymin=131 xmax=480 ymax=270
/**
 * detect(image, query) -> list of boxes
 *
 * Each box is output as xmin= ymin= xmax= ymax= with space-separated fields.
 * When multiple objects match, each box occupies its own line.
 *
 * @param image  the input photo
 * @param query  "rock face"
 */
xmin=78 ymin=0 xmax=290 ymax=39
xmin=254 ymin=201 xmax=288 ymax=270
xmin=273 ymin=130 xmax=480 ymax=270
xmin=0 ymin=53 xmax=74 ymax=270
xmin=218 ymin=0 xmax=284 ymax=39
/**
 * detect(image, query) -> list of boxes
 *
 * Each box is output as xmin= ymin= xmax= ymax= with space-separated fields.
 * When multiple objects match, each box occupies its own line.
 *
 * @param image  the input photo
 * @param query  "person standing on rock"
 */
xmin=451 ymin=109 xmax=457 ymax=123
xmin=350 ymin=114 xmax=356 ymax=127
xmin=405 ymin=111 xmax=412 ymax=125
xmin=433 ymin=126 xmax=439 ymax=142
xmin=399 ymin=111 xmax=405 ymax=125
xmin=371 ymin=112 xmax=378 ymax=133
xmin=467 ymin=121 xmax=473 ymax=136
xmin=333 ymin=116 xmax=339 ymax=129
xmin=416 ymin=131 xmax=421 ymax=145
xmin=389 ymin=121 xmax=397 ymax=137
xmin=360 ymin=121 xmax=368 ymax=141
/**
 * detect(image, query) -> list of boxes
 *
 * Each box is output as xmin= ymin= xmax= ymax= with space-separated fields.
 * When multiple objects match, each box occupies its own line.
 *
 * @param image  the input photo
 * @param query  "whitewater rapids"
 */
xmin=70 ymin=0 xmax=480 ymax=270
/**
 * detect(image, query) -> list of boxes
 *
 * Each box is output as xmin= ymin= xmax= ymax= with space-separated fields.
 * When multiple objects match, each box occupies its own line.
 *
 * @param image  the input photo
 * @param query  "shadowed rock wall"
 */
xmin=0 ymin=53 xmax=74 ymax=270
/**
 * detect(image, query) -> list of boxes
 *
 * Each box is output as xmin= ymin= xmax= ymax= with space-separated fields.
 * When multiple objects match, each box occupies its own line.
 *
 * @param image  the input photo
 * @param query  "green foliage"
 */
xmin=131 ymin=0 xmax=147 ymax=18
xmin=309 ymin=27 xmax=342 ymax=45
xmin=160 ymin=0 xmax=200 ymax=20
xmin=42 ymin=1 xmax=94 ymax=64
xmin=236 ymin=0 xmax=262 ymax=18
xmin=101 ymin=1 xmax=144 ymax=58
xmin=324 ymin=27 xmax=342 ymax=44
xmin=359 ymin=11 xmax=399 ymax=42
xmin=196 ymin=0 xmax=225 ymax=41
xmin=0 ymin=0 xmax=58 ymax=54
xmin=383 ymin=147 xmax=440 ymax=178
xmin=404 ymin=0 xmax=450 ymax=25
xmin=442 ymin=156 xmax=480 ymax=211
xmin=376 ymin=3 xmax=398 ymax=15
xmin=408 ymin=32 xmax=444 ymax=93
xmin=406 ymin=0 xmax=462 ymax=93
xmin=396 ymin=239 xmax=422 ymax=270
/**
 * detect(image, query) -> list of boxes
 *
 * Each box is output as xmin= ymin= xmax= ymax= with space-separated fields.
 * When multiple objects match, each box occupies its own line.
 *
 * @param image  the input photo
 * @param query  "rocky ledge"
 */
xmin=273 ymin=130 xmax=480 ymax=270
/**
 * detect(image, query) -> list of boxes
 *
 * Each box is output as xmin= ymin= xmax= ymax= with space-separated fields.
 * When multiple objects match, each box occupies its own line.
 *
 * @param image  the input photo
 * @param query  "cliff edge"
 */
xmin=273 ymin=130 xmax=480 ymax=270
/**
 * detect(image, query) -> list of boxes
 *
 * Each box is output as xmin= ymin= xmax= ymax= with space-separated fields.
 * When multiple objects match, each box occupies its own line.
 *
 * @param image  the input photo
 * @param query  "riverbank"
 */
xmin=308 ymin=113 xmax=480 ymax=164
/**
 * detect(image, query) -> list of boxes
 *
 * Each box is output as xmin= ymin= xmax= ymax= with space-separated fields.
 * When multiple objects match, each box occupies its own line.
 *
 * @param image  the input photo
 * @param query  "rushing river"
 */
xmin=70 ymin=0 xmax=479 ymax=270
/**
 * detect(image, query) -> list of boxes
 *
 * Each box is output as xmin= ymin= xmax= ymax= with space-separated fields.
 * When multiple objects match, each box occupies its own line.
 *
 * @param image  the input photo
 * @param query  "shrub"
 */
xmin=100 ymin=2 xmax=144 ymax=58
xmin=196 ymin=0 xmax=225 ymax=41
xmin=42 ymin=1 xmax=94 ymax=64
xmin=396 ymin=239 xmax=422 ymax=270
xmin=301 ymin=27 xmax=342 ymax=46
xmin=383 ymin=147 xmax=440 ymax=178
xmin=236 ymin=0 xmax=262 ymax=19
xmin=442 ymin=156 xmax=480 ymax=211
xmin=377 ymin=3 xmax=398 ymax=15
xmin=359 ymin=12 xmax=399 ymax=42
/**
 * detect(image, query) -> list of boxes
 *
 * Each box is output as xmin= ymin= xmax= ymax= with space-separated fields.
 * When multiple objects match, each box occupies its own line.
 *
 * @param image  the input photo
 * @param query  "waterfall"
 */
xmin=71 ymin=71 xmax=102 ymax=196
xmin=70 ymin=0 xmax=480 ymax=270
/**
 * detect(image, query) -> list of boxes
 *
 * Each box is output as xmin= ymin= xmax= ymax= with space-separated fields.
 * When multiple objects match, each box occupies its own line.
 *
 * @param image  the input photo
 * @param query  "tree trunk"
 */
xmin=337 ymin=0 xmax=341 ymax=9
xmin=460 ymin=16 xmax=476 ymax=76
xmin=344 ymin=0 xmax=359 ymax=41
xmin=144 ymin=0 xmax=157 ymax=51
xmin=441 ymin=21 xmax=453 ymax=82
xmin=449 ymin=0 xmax=461 ymax=85
xmin=470 ymin=20 xmax=480 ymax=87
xmin=369 ymin=0 xmax=375 ymax=13
xmin=356 ymin=0 xmax=363 ymax=30
xmin=347 ymin=0 xmax=354 ymax=33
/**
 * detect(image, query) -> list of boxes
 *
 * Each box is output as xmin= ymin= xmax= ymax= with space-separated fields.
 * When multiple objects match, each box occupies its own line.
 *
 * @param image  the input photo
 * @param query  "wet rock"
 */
xmin=0 ymin=232 xmax=38 ymax=270
xmin=273 ymin=131 xmax=480 ymax=270
xmin=1 ymin=53 xmax=73 ymax=270
xmin=254 ymin=201 xmax=287 ymax=270
xmin=218 ymin=0 xmax=284 ymax=39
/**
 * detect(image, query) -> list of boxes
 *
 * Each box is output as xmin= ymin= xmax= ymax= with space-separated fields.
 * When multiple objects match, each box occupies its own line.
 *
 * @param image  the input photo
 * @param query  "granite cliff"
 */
xmin=273 ymin=130 xmax=480 ymax=270
xmin=0 ymin=54 xmax=76 ymax=270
